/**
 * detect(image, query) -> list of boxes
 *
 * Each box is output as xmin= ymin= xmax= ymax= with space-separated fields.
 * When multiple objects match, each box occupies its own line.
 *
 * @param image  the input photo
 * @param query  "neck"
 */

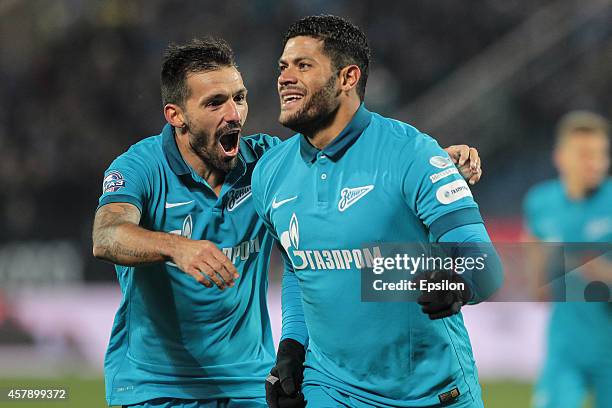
xmin=175 ymin=129 xmax=226 ymax=192
xmin=563 ymin=178 xmax=589 ymax=200
xmin=305 ymin=98 xmax=361 ymax=150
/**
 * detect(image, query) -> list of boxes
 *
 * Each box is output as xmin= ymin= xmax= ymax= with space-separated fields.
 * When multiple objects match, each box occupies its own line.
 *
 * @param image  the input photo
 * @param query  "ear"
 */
xmin=164 ymin=103 xmax=185 ymax=129
xmin=339 ymin=65 xmax=361 ymax=94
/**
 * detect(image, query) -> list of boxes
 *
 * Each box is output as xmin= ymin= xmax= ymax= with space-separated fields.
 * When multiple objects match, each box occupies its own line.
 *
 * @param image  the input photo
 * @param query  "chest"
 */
xmin=144 ymin=167 xmax=263 ymax=251
xmin=268 ymin=155 xmax=422 ymax=251
xmin=534 ymin=200 xmax=611 ymax=242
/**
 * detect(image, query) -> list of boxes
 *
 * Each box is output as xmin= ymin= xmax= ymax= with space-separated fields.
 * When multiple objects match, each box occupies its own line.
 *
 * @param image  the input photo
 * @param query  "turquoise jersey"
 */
xmin=252 ymin=105 xmax=488 ymax=407
xmin=98 ymin=124 xmax=279 ymax=406
xmin=523 ymin=179 xmax=612 ymax=364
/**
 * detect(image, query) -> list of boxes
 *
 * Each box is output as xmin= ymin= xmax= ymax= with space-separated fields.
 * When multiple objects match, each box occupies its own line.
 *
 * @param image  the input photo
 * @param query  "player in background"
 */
xmin=523 ymin=111 xmax=611 ymax=408
xmin=92 ymin=38 xmax=483 ymax=408
xmin=253 ymin=15 xmax=503 ymax=408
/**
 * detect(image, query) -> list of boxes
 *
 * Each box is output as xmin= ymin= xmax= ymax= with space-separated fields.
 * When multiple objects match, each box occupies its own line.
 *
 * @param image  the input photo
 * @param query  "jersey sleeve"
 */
xmin=399 ymin=134 xmax=483 ymax=241
xmin=252 ymin=161 xmax=309 ymax=346
xmin=97 ymin=151 xmax=152 ymax=212
xmin=439 ymin=223 xmax=504 ymax=303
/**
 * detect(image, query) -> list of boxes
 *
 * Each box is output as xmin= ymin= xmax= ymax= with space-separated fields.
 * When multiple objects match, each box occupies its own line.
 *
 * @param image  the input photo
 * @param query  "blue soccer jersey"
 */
xmin=524 ymin=179 xmax=612 ymax=408
xmin=98 ymin=124 xmax=280 ymax=406
xmin=252 ymin=105 xmax=495 ymax=407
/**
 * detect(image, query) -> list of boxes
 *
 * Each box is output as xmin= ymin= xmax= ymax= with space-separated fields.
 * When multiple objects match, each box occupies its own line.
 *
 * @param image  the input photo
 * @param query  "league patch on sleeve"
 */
xmin=429 ymin=155 xmax=453 ymax=169
xmin=103 ymin=170 xmax=126 ymax=193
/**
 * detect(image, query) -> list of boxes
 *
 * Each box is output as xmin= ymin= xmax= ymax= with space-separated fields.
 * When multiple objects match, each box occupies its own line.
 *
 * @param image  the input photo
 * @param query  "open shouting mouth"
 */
xmin=218 ymin=129 xmax=241 ymax=157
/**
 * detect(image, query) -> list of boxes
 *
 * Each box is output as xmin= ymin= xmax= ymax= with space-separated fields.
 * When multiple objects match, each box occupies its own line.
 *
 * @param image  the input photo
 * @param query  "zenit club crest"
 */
xmin=226 ymin=185 xmax=252 ymax=212
xmin=338 ymin=185 xmax=374 ymax=212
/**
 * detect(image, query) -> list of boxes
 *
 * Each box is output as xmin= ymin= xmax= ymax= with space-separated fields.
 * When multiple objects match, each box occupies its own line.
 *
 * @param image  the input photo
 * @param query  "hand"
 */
xmin=417 ymin=270 xmax=472 ymax=320
xmin=171 ymin=238 xmax=239 ymax=289
xmin=266 ymin=339 xmax=306 ymax=408
xmin=444 ymin=145 xmax=482 ymax=185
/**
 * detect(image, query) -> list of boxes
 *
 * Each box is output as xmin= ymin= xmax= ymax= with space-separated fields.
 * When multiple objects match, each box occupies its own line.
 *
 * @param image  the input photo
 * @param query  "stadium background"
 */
xmin=0 ymin=0 xmax=611 ymax=406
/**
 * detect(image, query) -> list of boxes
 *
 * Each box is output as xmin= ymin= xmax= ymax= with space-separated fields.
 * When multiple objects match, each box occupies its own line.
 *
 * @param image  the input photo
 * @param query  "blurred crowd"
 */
xmin=0 ymin=0 xmax=610 ymax=256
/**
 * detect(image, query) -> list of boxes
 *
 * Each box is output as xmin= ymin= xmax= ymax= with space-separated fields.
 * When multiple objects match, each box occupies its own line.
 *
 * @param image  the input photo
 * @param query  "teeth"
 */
xmin=283 ymin=95 xmax=303 ymax=103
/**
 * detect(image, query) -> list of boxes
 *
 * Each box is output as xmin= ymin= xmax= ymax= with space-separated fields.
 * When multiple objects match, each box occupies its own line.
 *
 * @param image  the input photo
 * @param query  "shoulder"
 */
xmin=524 ymin=179 xmax=562 ymax=212
xmin=370 ymin=112 xmax=445 ymax=156
xmin=253 ymin=134 xmax=299 ymax=178
xmin=239 ymin=133 xmax=283 ymax=160
xmin=367 ymin=113 xmax=452 ymax=176
xmin=251 ymin=135 xmax=300 ymax=201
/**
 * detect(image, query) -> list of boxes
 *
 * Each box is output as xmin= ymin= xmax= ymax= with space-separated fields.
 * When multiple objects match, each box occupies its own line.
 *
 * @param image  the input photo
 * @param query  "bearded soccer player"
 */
xmin=252 ymin=16 xmax=503 ymax=407
xmin=523 ymin=111 xmax=611 ymax=408
xmin=92 ymin=38 xmax=482 ymax=408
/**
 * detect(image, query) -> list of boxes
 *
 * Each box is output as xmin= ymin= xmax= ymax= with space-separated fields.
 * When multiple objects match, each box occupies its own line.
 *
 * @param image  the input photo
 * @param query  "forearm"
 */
xmin=439 ymin=223 xmax=504 ymax=303
xmin=93 ymin=222 xmax=182 ymax=266
xmin=281 ymin=264 xmax=309 ymax=346
xmin=92 ymin=202 xmax=188 ymax=266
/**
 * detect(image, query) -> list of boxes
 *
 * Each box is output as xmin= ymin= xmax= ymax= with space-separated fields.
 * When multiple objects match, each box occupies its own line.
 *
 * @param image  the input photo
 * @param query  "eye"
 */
xmin=298 ymin=62 xmax=311 ymax=70
xmin=278 ymin=65 xmax=287 ymax=73
xmin=234 ymin=94 xmax=246 ymax=103
xmin=206 ymin=100 xmax=222 ymax=108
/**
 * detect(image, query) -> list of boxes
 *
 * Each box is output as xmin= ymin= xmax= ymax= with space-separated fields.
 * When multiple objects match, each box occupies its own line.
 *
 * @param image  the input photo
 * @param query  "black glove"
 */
xmin=417 ymin=270 xmax=472 ymax=320
xmin=265 ymin=339 xmax=306 ymax=408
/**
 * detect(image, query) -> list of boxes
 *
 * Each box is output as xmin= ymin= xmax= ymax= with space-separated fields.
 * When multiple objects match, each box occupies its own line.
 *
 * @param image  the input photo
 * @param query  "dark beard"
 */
xmin=188 ymin=123 xmax=239 ymax=174
xmin=280 ymin=74 xmax=340 ymax=136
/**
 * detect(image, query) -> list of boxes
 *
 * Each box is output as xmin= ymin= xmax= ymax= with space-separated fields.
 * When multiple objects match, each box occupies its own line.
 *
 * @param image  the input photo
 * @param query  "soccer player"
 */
xmin=523 ymin=111 xmax=611 ymax=408
xmin=92 ymin=38 xmax=483 ymax=408
xmin=252 ymin=16 xmax=503 ymax=407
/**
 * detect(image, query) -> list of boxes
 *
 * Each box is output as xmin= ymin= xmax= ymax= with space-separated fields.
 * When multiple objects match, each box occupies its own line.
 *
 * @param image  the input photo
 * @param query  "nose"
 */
xmin=224 ymin=100 xmax=241 ymax=124
xmin=278 ymin=67 xmax=298 ymax=88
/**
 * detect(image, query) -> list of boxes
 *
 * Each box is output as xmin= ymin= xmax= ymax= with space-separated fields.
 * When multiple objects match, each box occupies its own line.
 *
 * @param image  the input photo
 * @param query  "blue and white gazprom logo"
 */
xmin=103 ymin=170 xmax=125 ymax=193
xmin=436 ymin=180 xmax=472 ymax=204
xmin=279 ymin=212 xmax=381 ymax=270
xmin=169 ymin=214 xmax=193 ymax=239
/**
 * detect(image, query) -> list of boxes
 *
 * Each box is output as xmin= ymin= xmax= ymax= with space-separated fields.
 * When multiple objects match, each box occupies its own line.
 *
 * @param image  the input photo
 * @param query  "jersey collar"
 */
xmin=162 ymin=123 xmax=191 ymax=175
xmin=299 ymin=103 xmax=372 ymax=163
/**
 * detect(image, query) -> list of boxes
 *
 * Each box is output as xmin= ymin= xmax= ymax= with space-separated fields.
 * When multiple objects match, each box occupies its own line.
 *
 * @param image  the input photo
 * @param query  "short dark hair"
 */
xmin=161 ymin=38 xmax=236 ymax=107
xmin=283 ymin=15 xmax=370 ymax=101
xmin=556 ymin=110 xmax=610 ymax=145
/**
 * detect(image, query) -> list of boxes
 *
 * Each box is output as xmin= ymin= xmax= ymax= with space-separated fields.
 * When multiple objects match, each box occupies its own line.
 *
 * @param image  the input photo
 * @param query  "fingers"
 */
xmin=468 ymin=167 xmax=482 ymax=185
xmin=444 ymin=145 xmax=466 ymax=164
xmin=196 ymin=261 xmax=227 ymax=289
xmin=183 ymin=241 xmax=239 ymax=290
xmin=468 ymin=147 xmax=480 ymax=172
xmin=200 ymin=257 xmax=234 ymax=289
xmin=185 ymin=267 xmax=213 ymax=288
xmin=209 ymin=245 xmax=240 ymax=280
xmin=458 ymin=146 xmax=470 ymax=166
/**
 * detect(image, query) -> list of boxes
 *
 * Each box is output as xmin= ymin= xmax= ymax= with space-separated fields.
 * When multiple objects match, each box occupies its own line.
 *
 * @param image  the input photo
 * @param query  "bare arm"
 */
xmin=92 ymin=202 xmax=238 ymax=289
xmin=92 ymin=202 xmax=175 ymax=265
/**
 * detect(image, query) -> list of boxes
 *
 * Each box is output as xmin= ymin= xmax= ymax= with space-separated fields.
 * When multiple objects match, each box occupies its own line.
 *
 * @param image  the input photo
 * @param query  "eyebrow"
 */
xmin=278 ymin=56 xmax=315 ymax=65
xmin=200 ymin=87 xmax=248 ymax=105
